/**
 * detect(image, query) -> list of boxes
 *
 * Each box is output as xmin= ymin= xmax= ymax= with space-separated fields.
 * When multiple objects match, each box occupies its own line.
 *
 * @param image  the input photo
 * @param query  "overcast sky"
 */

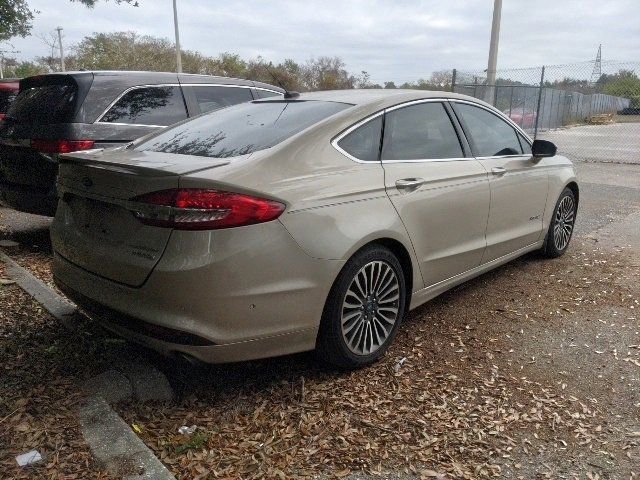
xmin=6 ymin=0 xmax=640 ymax=83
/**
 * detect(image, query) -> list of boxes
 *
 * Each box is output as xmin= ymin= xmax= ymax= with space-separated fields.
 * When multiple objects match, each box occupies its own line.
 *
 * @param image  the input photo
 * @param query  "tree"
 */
xmin=0 ymin=0 xmax=137 ymax=42
xmin=602 ymin=70 xmax=640 ymax=107
xmin=301 ymin=57 xmax=355 ymax=90
xmin=429 ymin=70 xmax=453 ymax=90
xmin=71 ymin=0 xmax=138 ymax=6
xmin=0 ymin=57 xmax=45 ymax=78
xmin=384 ymin=81 xmax=397 ymax=89
xmin=74 ymin=31 xmax=176 ymax=71
xmin=0 ymin=0 xmax=35 ymax=41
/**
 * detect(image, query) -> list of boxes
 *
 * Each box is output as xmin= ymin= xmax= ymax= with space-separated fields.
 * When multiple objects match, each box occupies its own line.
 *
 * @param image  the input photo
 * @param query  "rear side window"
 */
xmin=454 ymin=103 xmax=522 ymax=157
xmin=381 ymin=102 xmax=464 ymax=160
xmin=337 ymin=116 xmax=382 ymax=161
xmin=136 ymin=100 xmax=350 ymax=158
xmin=193 ymin=86 xmax=253 ymax=114
xmin=8 ymin=83 xmax=77 ymax=124
xmin=101 ymin=86 xmax=187 ymax=126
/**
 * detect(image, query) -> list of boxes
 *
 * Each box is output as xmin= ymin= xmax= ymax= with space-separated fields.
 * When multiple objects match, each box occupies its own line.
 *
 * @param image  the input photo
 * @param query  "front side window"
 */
xmin=454 ymin=103 xmax=522 ymax=157
xmin=101 ymin=86 xmax=187 ymax=126
xmin=337 ymin=115 xmax=382 ymax=161
xmin=381 ymin=102 xmax=464 ymax=160
xmin=192 ymin=86 xmax=253 ymax=114
xmin=518 ymin=132 xmax=532 ymax=155
xmin=136 ymin=100 xmax=350 ymax=158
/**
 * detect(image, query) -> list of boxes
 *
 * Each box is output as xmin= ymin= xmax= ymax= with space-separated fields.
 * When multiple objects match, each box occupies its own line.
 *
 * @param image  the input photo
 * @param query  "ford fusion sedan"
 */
xmin=0 ymin=71 xmax=283 ymax=216
xmin=51 ymin=89 xmax=578 ymax=368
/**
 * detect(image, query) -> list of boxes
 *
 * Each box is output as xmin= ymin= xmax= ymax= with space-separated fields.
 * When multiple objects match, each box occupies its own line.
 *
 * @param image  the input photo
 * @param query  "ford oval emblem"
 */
xmin=82 ymin=177 xmax=93 ymax=188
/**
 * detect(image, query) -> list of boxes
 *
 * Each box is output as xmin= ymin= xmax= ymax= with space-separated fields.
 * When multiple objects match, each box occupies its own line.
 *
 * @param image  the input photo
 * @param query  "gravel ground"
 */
xmin=539 ymin=122 xmax=640 ymax=165
xmin=1 ymin=161 xmax=639 ymax=478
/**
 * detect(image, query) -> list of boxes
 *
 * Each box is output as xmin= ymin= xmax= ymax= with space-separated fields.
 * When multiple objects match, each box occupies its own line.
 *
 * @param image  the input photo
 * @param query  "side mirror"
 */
xmin=531 ymin=139 xmax=557 ymax=158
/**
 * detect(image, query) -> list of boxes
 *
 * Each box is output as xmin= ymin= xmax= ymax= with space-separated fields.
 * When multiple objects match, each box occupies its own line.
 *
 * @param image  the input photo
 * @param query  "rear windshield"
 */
xmin=0 ymin=88 xmax=18 ymax=114
xmin=135 ymin=100 xmax=351 ymax=158
xmin=8 ymin=80 xmax=78 ymax=124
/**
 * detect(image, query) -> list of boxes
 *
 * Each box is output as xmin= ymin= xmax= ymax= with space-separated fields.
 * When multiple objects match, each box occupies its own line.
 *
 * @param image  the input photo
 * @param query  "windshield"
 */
xmin=135 ymin=100 xmax=351 ymax=158
xmin=0 ymin=87 xmax=18 ymax=114
xmin=8 ymin=78 xmax=78 ymax=124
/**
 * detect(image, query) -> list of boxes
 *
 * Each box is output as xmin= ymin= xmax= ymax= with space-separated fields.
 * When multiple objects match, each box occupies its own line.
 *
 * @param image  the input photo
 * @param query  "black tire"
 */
xmin=316 ymin=245 xmax=407 ymax=369
xmin=541 ymin=187 xmax=577 ymax=258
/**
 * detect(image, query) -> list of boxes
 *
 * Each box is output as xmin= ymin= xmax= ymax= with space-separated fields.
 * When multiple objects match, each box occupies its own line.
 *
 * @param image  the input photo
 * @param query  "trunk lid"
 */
xmin=51 ymin=148 xmax=230 ymax=286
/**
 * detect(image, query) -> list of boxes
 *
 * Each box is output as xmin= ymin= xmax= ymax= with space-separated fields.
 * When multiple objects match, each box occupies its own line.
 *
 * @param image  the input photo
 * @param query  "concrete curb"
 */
xmin=80 ymin=397 xmax=175 ymax=480
xmin=0 ymin=251 xmax=76 ymax=328
xmin=0 ymin=250 xmax=176 ymax=480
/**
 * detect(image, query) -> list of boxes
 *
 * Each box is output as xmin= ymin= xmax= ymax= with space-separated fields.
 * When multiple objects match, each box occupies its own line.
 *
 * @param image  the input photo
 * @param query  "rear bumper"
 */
xmin=56 ymin=274 xmax=317 ymax=363
xmin=51 ymin=221 xmax=344 ymax=363
xmin=0 ymin=181 xmax=57 ymax=216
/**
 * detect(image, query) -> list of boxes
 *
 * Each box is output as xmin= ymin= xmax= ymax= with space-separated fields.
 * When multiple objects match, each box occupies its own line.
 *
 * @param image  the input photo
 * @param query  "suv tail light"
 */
xmin=31 ymin=139 xmax=95 ymax=154
xmin=130 ymin=189 xmax=285 ymax=230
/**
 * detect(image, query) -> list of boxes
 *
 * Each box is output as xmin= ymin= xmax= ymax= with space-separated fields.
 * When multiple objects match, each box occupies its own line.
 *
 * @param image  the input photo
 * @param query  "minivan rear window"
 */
xmin=8 ymin=80 xmax=78 ymax=124
xmin=135 ymin=100 xmax=351 ymax=158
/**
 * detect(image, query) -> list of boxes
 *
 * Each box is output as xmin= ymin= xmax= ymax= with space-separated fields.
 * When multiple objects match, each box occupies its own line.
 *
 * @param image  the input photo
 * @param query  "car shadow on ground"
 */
xmin=0 ymin=208 xmax=52 ymax=252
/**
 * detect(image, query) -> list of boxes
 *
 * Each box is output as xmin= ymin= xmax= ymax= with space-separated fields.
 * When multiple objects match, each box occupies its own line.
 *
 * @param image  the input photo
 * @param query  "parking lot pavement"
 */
xmin=1 ymin=160 xmax=639 ymax=478
xmin=539 ymin=122 xmax=640 ymax=164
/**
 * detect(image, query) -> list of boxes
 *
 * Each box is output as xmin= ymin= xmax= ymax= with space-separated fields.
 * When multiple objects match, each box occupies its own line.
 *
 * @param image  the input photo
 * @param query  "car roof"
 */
xmin=37 ymin=71 xmax=284 ymax=92
xmin=297 ymin=89 xmax=491 ymax=107
xmin=48 ymin=70 xmax=241 ymax=81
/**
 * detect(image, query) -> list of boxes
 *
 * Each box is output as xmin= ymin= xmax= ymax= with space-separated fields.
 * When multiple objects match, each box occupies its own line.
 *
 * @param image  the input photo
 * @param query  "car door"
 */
xmin=381 ymin=100 xmax=491 ymax=287
xmin=451 ymin=101 xmax=548 ymax=263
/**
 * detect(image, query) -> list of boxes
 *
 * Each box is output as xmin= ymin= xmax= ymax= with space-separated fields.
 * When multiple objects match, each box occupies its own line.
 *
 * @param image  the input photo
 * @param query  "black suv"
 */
xmin=0 ymin=71 xmax=283 ymax=216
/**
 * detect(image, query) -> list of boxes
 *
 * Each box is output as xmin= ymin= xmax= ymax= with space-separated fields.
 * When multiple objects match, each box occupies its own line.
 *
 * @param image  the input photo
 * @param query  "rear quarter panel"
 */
xmin=178 ymin=115 xmax=423 ymax=293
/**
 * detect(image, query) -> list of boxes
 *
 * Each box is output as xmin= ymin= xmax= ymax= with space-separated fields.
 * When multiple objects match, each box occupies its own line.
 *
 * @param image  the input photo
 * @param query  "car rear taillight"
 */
xmin=130 ymin=189 xmax=286 ymax=230
xmin=0 ymin=114 xmax=6 ymax=122
xmin=31 ymin=139 xmax=95 ymax=154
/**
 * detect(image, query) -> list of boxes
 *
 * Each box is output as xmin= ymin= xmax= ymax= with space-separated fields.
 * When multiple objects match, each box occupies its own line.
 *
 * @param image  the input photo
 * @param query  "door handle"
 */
xmin=491 ymin=167 xmax=507 ymax=176
xmin=395 ymin=178 xmax=425 ymax=191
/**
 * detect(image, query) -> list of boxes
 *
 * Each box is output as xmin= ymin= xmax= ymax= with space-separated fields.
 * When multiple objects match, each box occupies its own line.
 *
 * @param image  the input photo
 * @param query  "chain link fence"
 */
xmin=452 ymin=61 xmax=640 ymax=163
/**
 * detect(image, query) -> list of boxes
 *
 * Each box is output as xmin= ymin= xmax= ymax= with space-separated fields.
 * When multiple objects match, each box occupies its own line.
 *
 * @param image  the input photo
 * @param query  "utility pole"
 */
xmin=485 ymin=0 xmax=502 ymax=104
xmin=55 ymin=27 xmax=65 ymax=72
xmin=0 ymin=49 xmax=20 ymax=79
xmin=172 ymin=0 xmax=182 ymax=73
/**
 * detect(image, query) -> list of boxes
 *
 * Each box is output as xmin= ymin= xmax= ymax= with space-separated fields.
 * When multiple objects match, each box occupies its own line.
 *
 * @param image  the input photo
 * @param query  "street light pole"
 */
xmin=56 ymin=27 xmax=65 ymax=72
xmin=485 ymin=0 xmax=502 ymax=104
xmin=172 ymin=0 xmax=182 ymax=73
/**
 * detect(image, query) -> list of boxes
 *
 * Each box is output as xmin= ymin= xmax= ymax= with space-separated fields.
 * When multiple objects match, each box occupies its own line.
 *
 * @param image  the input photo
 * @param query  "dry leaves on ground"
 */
xmin=119 ymin=243 xmax=639 ymax=479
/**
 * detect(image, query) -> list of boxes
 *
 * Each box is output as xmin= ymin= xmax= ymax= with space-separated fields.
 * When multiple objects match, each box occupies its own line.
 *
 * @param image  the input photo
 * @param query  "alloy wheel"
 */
xmin=553 ymin=195 xmax=575 ymax=251
xmin=341 ymin=260 xmax=400 ymax=355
